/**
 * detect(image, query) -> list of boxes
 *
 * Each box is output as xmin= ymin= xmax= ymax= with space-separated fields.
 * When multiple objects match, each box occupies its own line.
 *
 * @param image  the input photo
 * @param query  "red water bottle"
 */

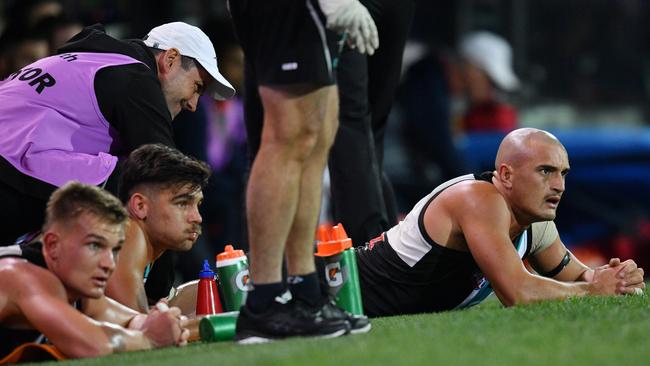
xmin=196 ymin=259 xmax=223 ymax=315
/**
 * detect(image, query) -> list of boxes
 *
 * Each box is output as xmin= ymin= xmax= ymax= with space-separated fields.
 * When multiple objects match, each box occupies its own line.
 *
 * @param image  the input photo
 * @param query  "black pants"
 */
xmin=329 ymin=0 xmax=416 ymax=246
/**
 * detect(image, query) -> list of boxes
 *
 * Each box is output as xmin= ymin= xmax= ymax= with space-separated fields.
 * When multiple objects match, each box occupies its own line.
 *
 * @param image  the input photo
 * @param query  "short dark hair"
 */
xmin=44 ymin=181 xmax=128 ymax=230
xmin=148 ymin=47 xmax=198 ymax=71
xmin=118 ymin=144 xmax=211 ymax=203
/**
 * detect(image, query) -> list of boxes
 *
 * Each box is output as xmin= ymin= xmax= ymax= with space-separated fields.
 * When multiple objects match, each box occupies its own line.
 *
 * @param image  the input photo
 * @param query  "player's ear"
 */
xmin=128 ymin=193 xmax=149 ymax=220
xmin=157 ymin=48 xmax=180 ymax=73
xmin=42 ymin=231 xmax=60 ymax=260
xmin=496 ymin=164 xmax=514 ymax=189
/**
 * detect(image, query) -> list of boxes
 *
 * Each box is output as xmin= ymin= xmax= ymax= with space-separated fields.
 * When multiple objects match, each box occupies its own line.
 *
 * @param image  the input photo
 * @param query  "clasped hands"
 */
xmin=129 ymin=301 xmax=190 ymax=348
xmin=589 ymin=258 xmax=645 ymax=296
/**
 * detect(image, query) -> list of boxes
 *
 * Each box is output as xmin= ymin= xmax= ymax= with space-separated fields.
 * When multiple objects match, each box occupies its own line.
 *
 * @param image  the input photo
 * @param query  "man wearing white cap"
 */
xmin=458 ymin=30 xmax=520 ymax=133
xmin=0 ymin=22 xmax=234 ymax=246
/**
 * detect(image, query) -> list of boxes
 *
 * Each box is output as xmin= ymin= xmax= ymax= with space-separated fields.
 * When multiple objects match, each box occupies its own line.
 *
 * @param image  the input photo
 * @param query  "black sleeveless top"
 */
xmin=356 ymin=172 xmax=533 ymax=317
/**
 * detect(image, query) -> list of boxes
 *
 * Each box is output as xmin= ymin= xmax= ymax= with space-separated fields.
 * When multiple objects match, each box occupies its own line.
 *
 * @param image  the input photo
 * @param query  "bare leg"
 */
xmin=246 ymin=84 xmax=336 ymax=284
xmin=285 ymin=86 xmax=339 ymax=275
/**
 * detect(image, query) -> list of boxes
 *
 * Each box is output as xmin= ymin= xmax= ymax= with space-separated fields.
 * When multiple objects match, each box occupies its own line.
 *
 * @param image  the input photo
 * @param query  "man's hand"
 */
xmin=318 ymin=0 xmax=379 ymax=55
xmin=605 ymin=258 xmax=645 ymax=295
xmin=588 ymin=265 xmax=623 ymax=296
xmin=587 ymin=260 xmax=645 ymax=296
xmin=139 ymin=302 xmax=190 ymax=348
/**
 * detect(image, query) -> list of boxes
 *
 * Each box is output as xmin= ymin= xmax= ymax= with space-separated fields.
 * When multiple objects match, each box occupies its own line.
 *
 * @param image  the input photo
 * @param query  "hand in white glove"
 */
xmin=318 ymin=0 xmax=379 ymax=55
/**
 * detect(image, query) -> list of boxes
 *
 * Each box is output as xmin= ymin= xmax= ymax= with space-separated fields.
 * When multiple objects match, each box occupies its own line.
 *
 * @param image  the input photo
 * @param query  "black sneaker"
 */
xmin=321 ymin=300 xmax=371 ymax=334
xmin=235 ymin=298 xmax=350 ymax=344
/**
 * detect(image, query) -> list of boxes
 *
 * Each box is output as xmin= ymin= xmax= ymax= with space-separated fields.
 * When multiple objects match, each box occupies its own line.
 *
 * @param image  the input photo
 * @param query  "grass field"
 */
xmin=30 ymin=294 xmax=649 ymax=366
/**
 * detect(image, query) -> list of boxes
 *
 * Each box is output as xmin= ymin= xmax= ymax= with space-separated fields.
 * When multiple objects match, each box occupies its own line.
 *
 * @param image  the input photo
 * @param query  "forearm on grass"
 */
xmin=99 ymin=321 xmax=152 ymax=353
xmin=494 ymin=273 xmax=592 ymax=307
xmin=576 ymin=268 xmax=594 ymax=283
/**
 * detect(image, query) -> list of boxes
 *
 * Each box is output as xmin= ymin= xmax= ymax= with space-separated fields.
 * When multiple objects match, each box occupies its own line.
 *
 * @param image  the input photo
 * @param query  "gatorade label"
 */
xmin=324 ymin=261 xmax=349 ymax=293
xmin=233 ymin=269 xmax=252 ymax=292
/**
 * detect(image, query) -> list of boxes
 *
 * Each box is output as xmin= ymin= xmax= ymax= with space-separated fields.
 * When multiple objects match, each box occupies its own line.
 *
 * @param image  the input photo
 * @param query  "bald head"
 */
xmin=495 ymin=128 xmax=565 ymax=169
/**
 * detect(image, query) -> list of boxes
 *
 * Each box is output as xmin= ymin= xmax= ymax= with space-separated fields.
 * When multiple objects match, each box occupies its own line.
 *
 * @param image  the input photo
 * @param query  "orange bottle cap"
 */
xmin=216 ymin=244 xmax=246 ymax=261
xmin=314 ymin=223 xmax=352 ymax=257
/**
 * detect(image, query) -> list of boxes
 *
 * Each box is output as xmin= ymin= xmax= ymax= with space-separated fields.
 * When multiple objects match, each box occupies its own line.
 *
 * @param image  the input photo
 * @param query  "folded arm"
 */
xmin=529 ymin=236 xmax=645 ymax=295
xmin=455 ymin=186 xmax=628 ymax=306
xmin=83 ymin=293 xmax=190 ymax=347
xmin=10 ymin=266 xmax=151 ymax=358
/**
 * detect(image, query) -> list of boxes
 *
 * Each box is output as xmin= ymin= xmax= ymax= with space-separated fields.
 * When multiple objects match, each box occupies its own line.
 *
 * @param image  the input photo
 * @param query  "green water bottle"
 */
xmin=199 ymin=311 xmax=239 ymax=342
xmin=315 ymin=224 xmax=364 ymax=315
xmin=216 ymin=245 xmax=251 ymax=312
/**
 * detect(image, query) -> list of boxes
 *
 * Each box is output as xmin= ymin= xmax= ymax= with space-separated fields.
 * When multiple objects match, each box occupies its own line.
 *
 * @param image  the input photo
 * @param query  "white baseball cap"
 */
xmin=143 ymin=22 xmax=235 ymax=100
xmin=460 ymin=31 xmax=520 ymax=92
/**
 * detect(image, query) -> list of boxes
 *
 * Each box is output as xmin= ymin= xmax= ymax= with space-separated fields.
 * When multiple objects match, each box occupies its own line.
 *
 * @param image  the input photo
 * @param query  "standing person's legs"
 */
xmin=366 ymin=0 xmax=416 ymax=226
xmin=329 ymin=48 xmax=388 ymax=245
xmin=229 ymin=0 xmax=355 ymax=341
xmin=284 ymin=84 xmax=338 ymax=284
xmin=237 ymin=83 xmax=350 ymax=342
xmin=366 ymin=0 xmax=416 ymax=155
xmin=329 ymin=0 xmax=415 ymax=245
xmin=247 ymin=84 xmax=334 ymax=285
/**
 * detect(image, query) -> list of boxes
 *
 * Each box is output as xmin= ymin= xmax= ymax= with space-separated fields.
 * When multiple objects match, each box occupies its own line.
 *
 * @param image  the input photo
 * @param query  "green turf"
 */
xmin=30 ymin=294 xmax=650 ymax=366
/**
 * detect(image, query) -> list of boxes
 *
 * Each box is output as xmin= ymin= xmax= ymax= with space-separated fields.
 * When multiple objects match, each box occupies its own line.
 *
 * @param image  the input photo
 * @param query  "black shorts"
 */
xmin=356 ymin=233 xmax=483 ymax=317
xmin=228 ymin=0 xmax=341 ymax=86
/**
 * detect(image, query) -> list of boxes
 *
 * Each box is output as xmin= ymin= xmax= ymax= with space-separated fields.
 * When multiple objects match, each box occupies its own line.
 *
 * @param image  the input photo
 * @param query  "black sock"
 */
xmin=246 ymin=282 xmax=285 ymax=313
xmin=288 ymin=272 xmax=321 ymax=306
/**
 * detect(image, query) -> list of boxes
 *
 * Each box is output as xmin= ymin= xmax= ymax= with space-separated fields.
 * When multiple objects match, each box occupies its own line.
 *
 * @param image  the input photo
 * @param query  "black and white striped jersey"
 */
xmin=356 ymin=173 xmax=558 ymax=317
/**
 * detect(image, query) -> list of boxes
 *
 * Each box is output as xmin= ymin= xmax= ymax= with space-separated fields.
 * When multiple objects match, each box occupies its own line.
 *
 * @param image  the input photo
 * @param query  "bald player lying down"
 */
xmin=352 ymin=128 xmax=644 ymax=316
xmin=0 ymin=182 xmax=188 ymax=360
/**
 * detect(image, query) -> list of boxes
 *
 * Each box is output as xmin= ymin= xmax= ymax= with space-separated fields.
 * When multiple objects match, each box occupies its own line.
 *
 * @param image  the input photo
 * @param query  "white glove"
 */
xmin=318 ymin=0 xmax=379 ymax=55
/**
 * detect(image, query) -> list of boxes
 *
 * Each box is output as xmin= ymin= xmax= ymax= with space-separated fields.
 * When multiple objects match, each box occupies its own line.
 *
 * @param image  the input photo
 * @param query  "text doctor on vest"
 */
xmin=0 ymin=22 xmax=234 ymax=245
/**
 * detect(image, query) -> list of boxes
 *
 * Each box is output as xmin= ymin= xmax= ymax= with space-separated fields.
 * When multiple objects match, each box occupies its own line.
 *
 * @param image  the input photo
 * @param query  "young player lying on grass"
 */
xmin=109 ymin=146 xmax=369 ymax=340
xmin=0 ymin=182 xmax=189 ymax=361
xmin=355 ymin=128 xmax=645 ymax=316
xmin=102 ymin=144 xmax=211 ymax=315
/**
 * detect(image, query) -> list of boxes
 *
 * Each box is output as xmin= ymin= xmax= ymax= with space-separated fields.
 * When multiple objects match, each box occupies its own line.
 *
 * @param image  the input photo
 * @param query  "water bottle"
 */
xmin=216 ymin=245 xmax=251 ymax=311
xmin=199 ymin=311 xmax=239 ymax=342
xmin=196 ymin=259 xmax=223 ymax=315
xmin=315 ymin=223 xmax=364 ymax=315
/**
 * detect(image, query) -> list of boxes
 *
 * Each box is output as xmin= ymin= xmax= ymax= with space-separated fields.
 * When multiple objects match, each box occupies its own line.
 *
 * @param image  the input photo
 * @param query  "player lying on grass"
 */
xmin=355 ymin=128 xmax=645 ymax=316
xmin=109 ymin=145 xmax=369 ymax=338
xmin=103 ymin=144 xmax=210 ymax=314
xmin=0 ymin=182 xmax=189 ymax=360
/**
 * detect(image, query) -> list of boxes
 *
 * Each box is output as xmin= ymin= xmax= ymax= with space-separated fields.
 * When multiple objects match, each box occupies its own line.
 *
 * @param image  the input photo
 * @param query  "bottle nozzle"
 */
xmin=314 ymin=223 xmax=353 ymax=256
xmin=216 ymin=244 xmax=246 ymax=261
xmin=199 ymin=259 xmax=215 ymax=278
